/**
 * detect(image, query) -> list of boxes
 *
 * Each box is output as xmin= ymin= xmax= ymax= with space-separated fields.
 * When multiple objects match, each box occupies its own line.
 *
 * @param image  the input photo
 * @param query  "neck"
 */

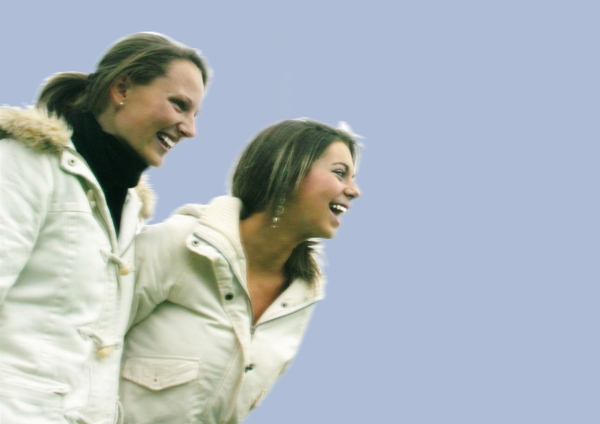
xmin=240 ymin=212 xmax=299 ymax=275
xmin=66 ymin=109 xmax=148 ymax=234
xmin=96 ymin=106 xmax=118 ymax=135
xmin=241 ymin=212 xmax=305 ymax=323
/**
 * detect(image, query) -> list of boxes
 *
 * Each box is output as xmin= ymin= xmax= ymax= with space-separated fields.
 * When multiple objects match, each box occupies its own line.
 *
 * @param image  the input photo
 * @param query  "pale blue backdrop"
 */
xmin=2 ymin=1 xmax=599 ymax=423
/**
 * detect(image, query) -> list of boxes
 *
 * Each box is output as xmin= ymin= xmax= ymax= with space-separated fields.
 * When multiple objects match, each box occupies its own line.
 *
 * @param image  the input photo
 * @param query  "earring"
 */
xmin=119 ymin=101 xmax=125 ymax=107
xmin=271 ymin=198 xmax=285 ymax=228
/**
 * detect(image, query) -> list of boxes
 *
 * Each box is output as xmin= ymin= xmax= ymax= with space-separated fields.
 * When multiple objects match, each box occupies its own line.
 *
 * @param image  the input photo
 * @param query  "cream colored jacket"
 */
xmin=0 ymin=107 xmax=154 ymax=424
xmin=120 ymin=196 xmax=324 ymax=424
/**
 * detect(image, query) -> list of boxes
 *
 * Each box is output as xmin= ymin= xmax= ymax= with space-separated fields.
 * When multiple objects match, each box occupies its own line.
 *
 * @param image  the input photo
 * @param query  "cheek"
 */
xmin=155 ymin=102 xmax=178 ymax=123
xmin=128 ymin=101 xmax=166 ymax=129
xmin=120 ymin=110 xmax=146 ymax=133
xmin=132 ymin=111 xmax=165 ymax=142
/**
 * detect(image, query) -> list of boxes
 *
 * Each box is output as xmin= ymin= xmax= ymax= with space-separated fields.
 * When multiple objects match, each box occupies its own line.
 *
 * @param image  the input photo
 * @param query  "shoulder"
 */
xmin=136 ymin=209 xmax=202 ymax=254
xmin=0 ymin=108 xmax=69 ymax=187
xmin=136 ymin=198 xmax=240 ymax=261
xmin=0 ymin=106 xmax=72 ymax=154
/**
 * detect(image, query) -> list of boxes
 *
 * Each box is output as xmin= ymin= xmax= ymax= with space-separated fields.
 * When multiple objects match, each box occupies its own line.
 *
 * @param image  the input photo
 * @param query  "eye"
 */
xmin=333 ymin=169 xmax=346 ymax=179
xmin=171 ymin=99 xmax=188 ymax=112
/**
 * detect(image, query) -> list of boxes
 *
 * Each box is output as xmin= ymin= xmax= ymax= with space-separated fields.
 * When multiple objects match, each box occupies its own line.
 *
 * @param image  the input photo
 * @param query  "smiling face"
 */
xmin=285 ymin=141 xmax=361 ymax=240
xmin=105 ymin=59 xmax=205 ymax=166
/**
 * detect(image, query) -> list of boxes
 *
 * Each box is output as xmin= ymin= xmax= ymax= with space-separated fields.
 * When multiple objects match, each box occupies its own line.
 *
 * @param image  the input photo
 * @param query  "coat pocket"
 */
xmin=121 ymin=356 xmax=200 ymax=391
xmin=0 ymin=372 xmax=70 ymax=422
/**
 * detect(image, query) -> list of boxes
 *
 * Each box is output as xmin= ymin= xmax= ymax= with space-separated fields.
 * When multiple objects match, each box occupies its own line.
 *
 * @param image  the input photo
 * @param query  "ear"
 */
xmin=108 ymin=76 xmax=131 ymax=107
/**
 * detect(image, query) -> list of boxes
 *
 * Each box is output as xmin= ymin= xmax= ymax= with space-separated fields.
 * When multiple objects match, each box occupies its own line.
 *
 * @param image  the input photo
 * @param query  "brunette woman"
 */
xmin=120 ymin=119 xmax=361 ymax=423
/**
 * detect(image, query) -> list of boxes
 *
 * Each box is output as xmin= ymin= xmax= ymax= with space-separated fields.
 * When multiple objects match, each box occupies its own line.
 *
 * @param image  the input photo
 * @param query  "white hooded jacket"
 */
xmin=120 ymin=196 xmax=324 ymax=424
xmin=0 ymin=107 xmax=154 ymax=424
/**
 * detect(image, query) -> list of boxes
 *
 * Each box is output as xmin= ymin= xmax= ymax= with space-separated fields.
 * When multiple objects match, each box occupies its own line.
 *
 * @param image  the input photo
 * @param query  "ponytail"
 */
xmin=37 ymin=72 xmax=89 ymax=117
xmin=35 ymin=33 xmax=210 ymax=119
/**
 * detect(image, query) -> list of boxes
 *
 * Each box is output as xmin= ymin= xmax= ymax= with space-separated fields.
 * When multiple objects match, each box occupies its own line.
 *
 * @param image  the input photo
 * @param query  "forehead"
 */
xmin=152 ymin=60 xmax=204 ymax=97
xmin=316 ymin=141 xmax=355 ymax=168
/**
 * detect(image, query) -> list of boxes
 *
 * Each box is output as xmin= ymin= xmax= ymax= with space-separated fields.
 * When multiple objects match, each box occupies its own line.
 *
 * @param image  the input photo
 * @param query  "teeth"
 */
xmin=330 ymin=204 xmax=348 ymax=214
xmin=158 ymin=133 xmax=175 ymax=149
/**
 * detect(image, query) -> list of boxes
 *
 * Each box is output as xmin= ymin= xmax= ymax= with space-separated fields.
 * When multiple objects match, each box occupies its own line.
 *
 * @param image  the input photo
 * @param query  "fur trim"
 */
xmin=0 ymin=106 xmax=72 ymax=153
xmin=0 ymin=106 xmax=156 ymax=220
xmin=135 ymin=175 xmax=156 ymax=221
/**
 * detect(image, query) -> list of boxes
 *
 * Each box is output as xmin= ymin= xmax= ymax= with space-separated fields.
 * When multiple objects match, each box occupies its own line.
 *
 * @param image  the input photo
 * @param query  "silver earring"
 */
xmin=271 ymin=198 xmax=285 ymax=228
xmin=119 ymin=101 xmax=125 ymax=107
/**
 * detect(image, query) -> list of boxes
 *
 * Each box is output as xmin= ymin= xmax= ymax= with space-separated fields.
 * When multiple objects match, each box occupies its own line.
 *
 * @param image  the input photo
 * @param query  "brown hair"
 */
xmin=232 ymin=118 xmax=360 ymax=287
xmin=37 ymin=32 xmax=210 ymax=117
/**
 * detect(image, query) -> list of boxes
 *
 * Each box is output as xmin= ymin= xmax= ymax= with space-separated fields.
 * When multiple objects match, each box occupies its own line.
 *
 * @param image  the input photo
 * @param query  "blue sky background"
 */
xmin=3 ymin=1 xmax=599 ymax=422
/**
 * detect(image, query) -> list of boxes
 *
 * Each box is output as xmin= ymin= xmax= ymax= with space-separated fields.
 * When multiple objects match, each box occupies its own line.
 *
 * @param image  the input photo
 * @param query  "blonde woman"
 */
xmin=0 ymin=33 xmax=209 ymax=423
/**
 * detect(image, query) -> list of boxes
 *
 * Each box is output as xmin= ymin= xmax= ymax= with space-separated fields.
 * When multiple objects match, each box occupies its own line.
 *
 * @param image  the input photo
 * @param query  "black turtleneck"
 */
xmin=66 ymin=110 xmax=148 ymax=235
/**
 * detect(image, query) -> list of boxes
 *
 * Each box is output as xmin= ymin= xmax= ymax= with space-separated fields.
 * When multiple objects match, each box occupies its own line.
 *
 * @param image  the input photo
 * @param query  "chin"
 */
xmin=146 ymin=154 xmax=164 ymax=167
xmin=303 ymin=222 xmax=338 ymax=240
xmin=316 ymin=229 xmax=337 ymax=240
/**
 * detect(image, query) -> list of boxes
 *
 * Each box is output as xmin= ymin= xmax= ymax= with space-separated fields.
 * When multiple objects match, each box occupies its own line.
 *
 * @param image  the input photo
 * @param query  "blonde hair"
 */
xmin=37 ymin=32 xmax=210 ymax=117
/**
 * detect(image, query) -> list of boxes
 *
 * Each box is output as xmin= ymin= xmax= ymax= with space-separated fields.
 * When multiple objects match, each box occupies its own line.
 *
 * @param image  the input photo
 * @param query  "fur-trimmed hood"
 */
xmin=0 ymin=106 xmax=71 ymax=154
xmin=0 ymin=106 xmax=155 ymax=219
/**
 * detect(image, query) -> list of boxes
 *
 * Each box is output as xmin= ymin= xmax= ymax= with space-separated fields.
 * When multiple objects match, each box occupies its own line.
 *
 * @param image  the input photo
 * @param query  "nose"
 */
xmin=178 ymin=114 xmax=196 ymax=138
xmin=345 ymin=179 xmax=361 ymax=200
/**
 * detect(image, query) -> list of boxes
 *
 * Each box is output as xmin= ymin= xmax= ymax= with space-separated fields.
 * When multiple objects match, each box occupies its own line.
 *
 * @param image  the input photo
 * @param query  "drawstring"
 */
xmin=65 ymin=410 xmax=92 ymax=424
xmin=100 ymin=249 xmax=133 ymax=276
xmin=115 ymin=400 xmax=124 ymax=424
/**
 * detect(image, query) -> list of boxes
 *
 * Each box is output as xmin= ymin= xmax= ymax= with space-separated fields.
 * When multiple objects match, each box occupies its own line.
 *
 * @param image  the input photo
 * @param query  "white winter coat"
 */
xmin=0 ymin=107 xmax=154 ymax=424
xmin=120 ymin=196 xmax=324 ymax=424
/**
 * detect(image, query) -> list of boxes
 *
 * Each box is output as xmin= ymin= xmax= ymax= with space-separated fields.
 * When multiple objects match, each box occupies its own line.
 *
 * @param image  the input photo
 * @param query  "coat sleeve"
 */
xmin=0 ymin=139 xmax=53 ymax=304
xmin=128 ymin=215 xmax=194 ymax=329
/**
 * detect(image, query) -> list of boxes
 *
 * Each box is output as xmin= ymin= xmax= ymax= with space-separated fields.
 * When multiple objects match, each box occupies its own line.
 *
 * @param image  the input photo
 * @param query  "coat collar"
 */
xmin=177 ymin=196 xmax=325 ymax=305
xmin=0 ymin=106 xmax=155 ymax=220
xmin=0 ymin=106 xmax=72 ymax=153
xmin=176 ymin=196 xmax=246 ymax=263
xmin=134 ymin=175 xmax=155 ymax=221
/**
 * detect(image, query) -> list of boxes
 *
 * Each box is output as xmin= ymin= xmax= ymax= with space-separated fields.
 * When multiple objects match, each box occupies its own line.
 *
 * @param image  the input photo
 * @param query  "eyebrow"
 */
xmin=333 ymin=162 xmax=356 ymax=178
xmin=172 ymin=95 xmax=201 ymax=117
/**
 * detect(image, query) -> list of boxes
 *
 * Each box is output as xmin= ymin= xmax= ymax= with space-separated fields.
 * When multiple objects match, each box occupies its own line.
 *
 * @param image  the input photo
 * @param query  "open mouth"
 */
xmin=329 ymin=203 xmax=348 ymax=216
xmin=157 ymin=132 xmax=175 ymax=150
